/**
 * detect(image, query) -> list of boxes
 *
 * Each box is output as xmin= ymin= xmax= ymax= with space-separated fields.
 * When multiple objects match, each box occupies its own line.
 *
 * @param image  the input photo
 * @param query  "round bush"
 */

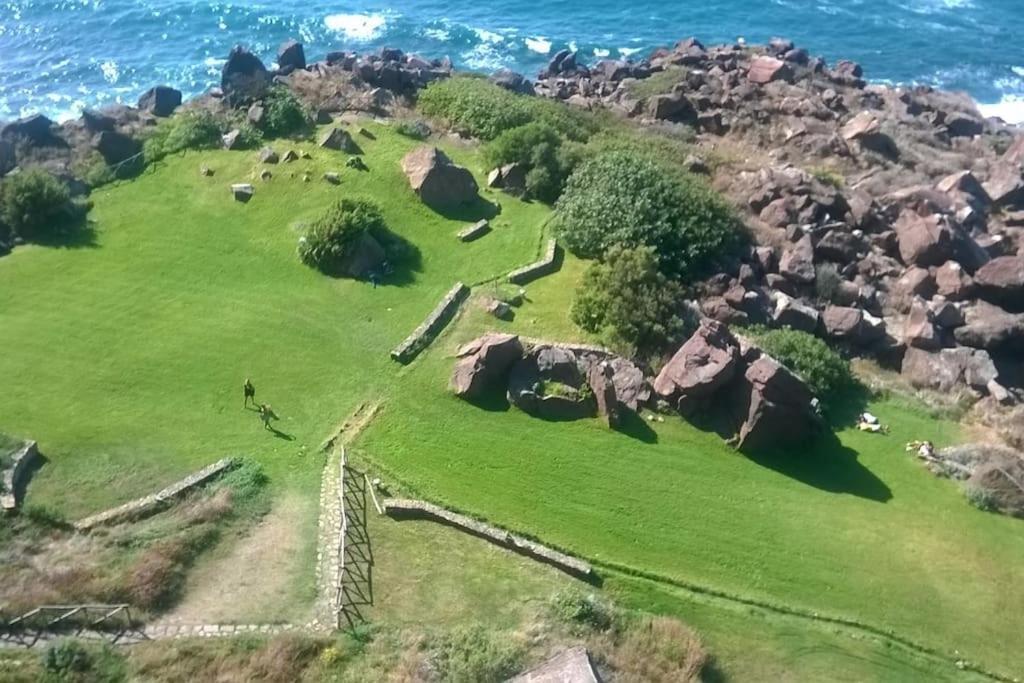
xmin=297 ymin=199 xmax=387 ymax=276
xmin=259 ymin=86 xmax=308 ymax=138
xmin=751 ymin=327 xmax=853 ymax=399
xmin=555 ymin=150 xmax=740 ymax=281
xmin=571 ymin=245 xmax=691 ymax=357
xmin=0 ymin=168 xmax=72 ymax=241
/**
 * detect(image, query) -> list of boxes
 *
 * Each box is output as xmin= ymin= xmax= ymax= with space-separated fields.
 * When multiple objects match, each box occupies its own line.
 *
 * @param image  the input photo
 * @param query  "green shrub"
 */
xmin=550 ymin=589 xmax=614 ymax=632
xmin=749 ymin=327 xmax=854 ymax=399
xmin=42 ymin=639 xmax=126 ymax=682
xmin=219 ymin=459 xmax=271 ymax=520
xmin=297 ymin=199 xmax=387 ymax=276
xmin=418 ymin=77 xmax=593 ymax=141
xmin=430 ymin=624 xmax=524 ymax=683
xmin=483 ymin=123 xmax=581 ymax=203
xmin=556 ymin=150 xmax=740 ymax=281
xmin=259 ymin=86 xmax=308 ymax=138
xmin=809 ymin=165 xmax=844 ymax=188
xmin=394 ymin=119 xmax=431 ymax=139
xmin=23 ymin=503 xmax=68 ymax=528
xmin=571 ymin=246 xmax=691 ymax=358
xmin=0 ymin=168 xmax=73 ymax=241
xmin=143 ymin=110 xmax=222 ymax=162
xmin=965 ymin=485 xmax=997 ymax=513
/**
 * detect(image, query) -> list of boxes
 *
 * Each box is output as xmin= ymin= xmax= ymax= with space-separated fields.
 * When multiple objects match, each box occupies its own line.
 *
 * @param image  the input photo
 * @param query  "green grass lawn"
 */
xmin=0 ymin=121 xmax=549 ymax=519
xmin=354 ymin=268 xmax=1024 ymax=678
xmin=2 ymin=116 xmax=1022 ymax=679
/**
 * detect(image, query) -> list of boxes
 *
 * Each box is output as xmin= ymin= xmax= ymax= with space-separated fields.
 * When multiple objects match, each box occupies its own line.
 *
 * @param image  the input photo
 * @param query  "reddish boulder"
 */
xmin=747 ymin=56 xmax=793 ymax=84
xmin=608 ymin=357 xmax=650 ymax=411
xmin=588 ymin=362 xmax=620 ymax=428
xmin=901 ymin=346 xmax=999 ymax=393
xmin=934 ymin=260 xmax=974 ymax=300
xmin=840 ymin=111 xmax=881 ymax=141
xmin=893 ymin=209 xmax=955 ymax=267
xmin=401 ymin=146 xmax=479 ymax=207
xmin=954 ymin=301 xmax=1024 ymax=351
xmin=450 ymin=333 xmax=524 ymax=399
xmin=903 ymin=298 xmax=941 ymax=350
xmin=779 ymin=234 xmax=816 ymax=284
xmin=973 ymin=256 xmax=1024 ymax=310
xmin=654 ymin=320 xmax=740 ymax=412
xmin=734 ymin=356 xmax=817 ymax=453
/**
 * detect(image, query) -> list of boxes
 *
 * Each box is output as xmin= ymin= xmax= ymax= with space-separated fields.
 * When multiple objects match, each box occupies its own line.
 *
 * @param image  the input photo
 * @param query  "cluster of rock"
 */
xmin=450 ymin=333 xmax=649 ymax=427
xmin=449 ymin=324 xmax=821 ymax=453
xmin=503 ymin=37 xmax=1024 ymax=404
xmin=654 ymin=320 xmax=821 ymax=452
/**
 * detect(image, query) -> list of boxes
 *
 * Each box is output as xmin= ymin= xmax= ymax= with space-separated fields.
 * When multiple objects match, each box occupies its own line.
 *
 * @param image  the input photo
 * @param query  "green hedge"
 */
xmin=297 ymin=199 xmax=387 ymax=276
xmin=555 ymin=149 xmax=740 ymax=281
xmin=417 ymin=77 xmax=594 ymax=141
xmin=748 ymin=327 xmax=854 ymax=399
xmin=0 ymin=169 xmax=75 ymax=242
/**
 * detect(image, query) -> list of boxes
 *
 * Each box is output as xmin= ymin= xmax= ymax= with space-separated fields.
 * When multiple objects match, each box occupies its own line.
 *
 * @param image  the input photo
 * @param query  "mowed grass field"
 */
xmin=355 ymin=291 xmax=1024 ymax=678
xmin=0 ymin=120 xmax=550 ymax=520
xmin=2 ymin=115 xmax=1022 ymax=679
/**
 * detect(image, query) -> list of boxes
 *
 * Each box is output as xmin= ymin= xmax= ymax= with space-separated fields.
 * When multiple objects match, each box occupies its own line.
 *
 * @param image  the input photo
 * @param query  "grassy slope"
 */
xmin=0 ymin=122 xmax=548 ymax=519
xmin=356 ymin=275 xmax=1024 ymax=677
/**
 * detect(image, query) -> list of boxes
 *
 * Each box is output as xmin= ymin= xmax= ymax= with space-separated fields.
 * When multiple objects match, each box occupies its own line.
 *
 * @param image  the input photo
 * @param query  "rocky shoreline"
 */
xmin=2 ymin=35 xmax=1024 ymax=424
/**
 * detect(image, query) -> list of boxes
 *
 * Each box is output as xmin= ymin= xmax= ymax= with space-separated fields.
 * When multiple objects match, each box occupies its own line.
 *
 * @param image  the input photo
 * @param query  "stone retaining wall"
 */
xmin=520 ymin=337 xmax=614 ymax=357
xmin=382 ymin=498 xmax=593 ymax=577
xmin=0 ymin=441 xmax=38 ymax=512
xmin=390 ymin=282 xmax=469 ymax=364
xmin=74 ymin=458 xmax=239 ymax=531
xmin=507 ymin=239 xmax=560 ymax=285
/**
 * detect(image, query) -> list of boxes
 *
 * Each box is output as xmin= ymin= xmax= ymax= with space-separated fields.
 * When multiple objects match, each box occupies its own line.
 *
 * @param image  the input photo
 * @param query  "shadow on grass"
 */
xmin=30 ymin=217 xmax=99 ymax=250
xmin=429 ymin=196 xmax=500 ymax=223
xmin=823 ymin=382 xmax=874 ymax=430
xmin=614 ymin=410 xmax=658 ymax=444
xmin=372 ymin=228 xmax=422 ymax=288
xmin=12 ymin=451 xmax=48 ymax=508
xmin=461 ymin=385 xmax=511 ymax=413
xmin=745 ymin=430 xmax=892 ymax=503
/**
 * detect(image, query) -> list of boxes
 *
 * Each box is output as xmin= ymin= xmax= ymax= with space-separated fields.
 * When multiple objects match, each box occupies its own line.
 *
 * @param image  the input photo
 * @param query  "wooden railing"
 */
xmin=1 ymin=604 xmax=142 ymax=647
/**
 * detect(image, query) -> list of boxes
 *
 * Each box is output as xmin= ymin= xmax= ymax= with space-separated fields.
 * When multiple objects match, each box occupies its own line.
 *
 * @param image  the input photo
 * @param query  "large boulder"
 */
xmin=400 ymin=146 xmax=479 ymax=208
xmin=588 ymin=362 xmax=620 ymax=428
xmin=508 ymin=348 xmax=595 ymax=420
xmin=608 ymin=357 xmax=650 ymax=411
xmin=277 ymin=40 xmax=306 ymax=72
xmin=893 ymin=209 xmax=954 ymax=267
xmin=93 ymin=130 xmax=141 ymax=164
xmin=489 ymin=69 xmax=534 ymax=95
xmin=221 ymin=45 xmax=269 ymax=105
xmin=973 ymin=256 xmax=1024 ymax=311
xmin=137 ymin=85 xmax=182 ymax=117
xmin=903 ymin=298 xmax=941 ymax=350
xmin=734 ymin=355 xmax=817 ymax=453
xmin=953 ymin=301 xmax=1024 ymax=352
xmin=934 ymin=260 xmax=974 ymax=300
xmin=320 ymin=128 xmax=361 ymax=154
xmin=901 ymin=347 xmax=999 ymax=393
xmin=450 ymin=333 xmax=524 ymax=399
xmin=646 ymin=93 xmax=697 ymax=123
xmin=822 ymin=305 xmax=883 ymax=345
xmin=654 ymin=320 xmax=740 ymax=413
xmin=336 ymin=231 xmax=385 ymax=278
xmin=779 ymin=234 xmax=816 ymax=283
xmin=770 ymin=292 xmax=820 ymax=333
xmin=747 ymin=56 xmax=793 ymax=84
xmin=968 ymin=452 xmax=1024 ymax=518
xmin=1 ymin=114 xmax=59 ymax=146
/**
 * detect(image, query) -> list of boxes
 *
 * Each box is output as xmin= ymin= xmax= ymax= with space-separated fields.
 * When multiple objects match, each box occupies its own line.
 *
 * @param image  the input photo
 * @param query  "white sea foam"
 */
xmin=593 ymin=48 xmax=610 ymax=58
xmin=618 ymin=47 xmax=641 ymax=57
xmin=99 ymin=60 xmax=119 ymax=84
xmin=473 ymin=27 xmax=504 ymax=44
xmin=525 ymin=37 xmax=551 ymax=54
xmin=977 ymin=96 xmax=1024 ymax=125
xmin=423 ymin=27 xmax=450 ymax=42
xmin=324 ymin=12 xmax=388 ymax=41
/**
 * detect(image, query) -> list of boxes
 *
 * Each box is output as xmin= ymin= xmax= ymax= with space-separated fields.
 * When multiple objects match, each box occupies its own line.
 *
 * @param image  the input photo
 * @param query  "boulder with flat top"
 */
xmin=401 ymin=146 xmax=479 ymax=207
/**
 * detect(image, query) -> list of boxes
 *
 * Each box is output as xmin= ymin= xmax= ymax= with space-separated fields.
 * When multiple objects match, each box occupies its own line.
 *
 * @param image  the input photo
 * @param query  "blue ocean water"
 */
xmin=1 ymin=0 xmax=1022 ymax=122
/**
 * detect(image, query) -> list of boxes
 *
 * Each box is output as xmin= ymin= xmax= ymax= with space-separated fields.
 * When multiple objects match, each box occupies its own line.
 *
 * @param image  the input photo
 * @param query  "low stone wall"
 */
xmin=0 ymin=441 xmax=39 ymax=512
xmin=382 ymin=498 xmax=593 ymax=578
xmin=390 ymin=282 xmax=469 ymax=364
xmin=520 ymin=336 xmax=613 ymax=357
xmin=74 ymin=458 xmax=239 ymax=531
xmin=507 ymin=239 xmax=560 ymax=285
xmin=457 ymin=219 xmax=490 ymax=242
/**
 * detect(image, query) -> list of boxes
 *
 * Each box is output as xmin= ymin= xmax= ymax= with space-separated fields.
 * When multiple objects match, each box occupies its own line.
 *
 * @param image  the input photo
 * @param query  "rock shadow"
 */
xmin=460 ymin=385 xmax=512 ymax=413
xmin=12 ymin=450 xmax=48 ymax=508
xmin=744 ymin=430 xmax=892 ymax=502
xmin=367 ymin=227 xmax=422 ymax=288
xmin=613 ymin=410 xmax=658 ymax=444
xmin=430 ymin=196 xmax=500 ymax=223
xmin=822 ymin=382 xmax=874 ymax=430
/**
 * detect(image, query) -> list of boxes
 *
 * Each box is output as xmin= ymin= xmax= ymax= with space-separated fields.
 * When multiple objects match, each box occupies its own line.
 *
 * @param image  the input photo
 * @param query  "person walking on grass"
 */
xmin=258 ymin=403 xmax=279 ymax=430
xmin=243 ymin=378 xmax=256 ymax=407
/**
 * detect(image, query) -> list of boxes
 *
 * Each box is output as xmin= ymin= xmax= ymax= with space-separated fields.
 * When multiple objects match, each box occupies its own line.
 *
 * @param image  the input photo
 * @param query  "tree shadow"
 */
xmin=822 ymin=381 xmax=874 ymax=430
xmin=613 ymin=409 xmax=658 ymax=444
xmin=370 ymin=227 xmax=422 ymax=288
xmin=29 ymin=215 xmax=99 ymax=250
xmin=744 ymin=430 xmax=892 ymax=502
xmin=429 ymin=196 xmax=500 ymax=223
